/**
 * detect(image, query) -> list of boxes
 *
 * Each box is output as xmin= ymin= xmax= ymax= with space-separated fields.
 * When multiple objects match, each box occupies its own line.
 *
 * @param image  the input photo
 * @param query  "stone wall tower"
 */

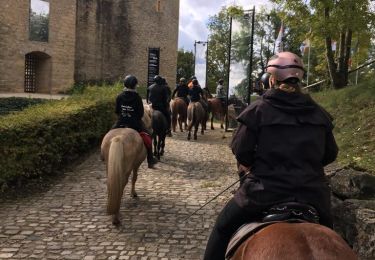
xmin=0 ymin=0 xmax=179 ymax=94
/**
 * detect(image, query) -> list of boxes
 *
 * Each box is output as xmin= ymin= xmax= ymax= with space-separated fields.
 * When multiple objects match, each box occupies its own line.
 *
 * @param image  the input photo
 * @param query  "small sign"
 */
xmin=147 ymin=48 xmax=160 ymax=87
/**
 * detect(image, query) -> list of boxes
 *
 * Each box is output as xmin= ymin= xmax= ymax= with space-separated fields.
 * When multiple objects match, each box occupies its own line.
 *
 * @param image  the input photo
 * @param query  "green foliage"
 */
xmin=0 ymin=97 xmax=48 ymax=116
xmin=176 ymin=49 xmax=194 ymax=84
xmin=0 ymin=84 xmax=123 ymax=187
xmin=29 ymin=11 xmax=49 ymax=42
xmin=271 ymin=0 xmax=375 ymax=87
xmin=312 ymin=79 xmax=375 ymax=172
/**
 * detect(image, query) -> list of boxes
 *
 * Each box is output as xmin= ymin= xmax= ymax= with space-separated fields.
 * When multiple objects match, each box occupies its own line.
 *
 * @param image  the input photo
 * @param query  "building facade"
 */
xmin=0 ymin=0 xmax=179 ymax=94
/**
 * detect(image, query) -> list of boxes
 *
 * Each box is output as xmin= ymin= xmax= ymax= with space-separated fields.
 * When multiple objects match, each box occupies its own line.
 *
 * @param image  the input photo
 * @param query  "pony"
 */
xmin=151 ymin=110 xmax=167 ymax=160
xmin=207 ymin=98 xmax=226 ymax=130
xmin=100 ymin=106 xmax=152 ymax=225
xmin=229 ymin=222 xmax=357 ymax=260
xmin=187 ymin=101 xmax=205 ymax=140
xmin=170 ymin=97 xmax=187 ymax=132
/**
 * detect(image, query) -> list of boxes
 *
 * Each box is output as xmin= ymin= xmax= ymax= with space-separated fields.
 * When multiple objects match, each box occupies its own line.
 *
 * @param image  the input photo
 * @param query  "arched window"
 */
xmin=24 ymin=52 xmax=51 ymax=93
xmin=29 ymin=0 xmax=50 ymax=42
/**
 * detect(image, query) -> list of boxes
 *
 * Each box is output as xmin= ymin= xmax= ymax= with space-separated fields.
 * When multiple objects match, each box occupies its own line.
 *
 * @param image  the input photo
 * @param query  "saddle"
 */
xmin=225 ymin=202 xmax=319 ymax=259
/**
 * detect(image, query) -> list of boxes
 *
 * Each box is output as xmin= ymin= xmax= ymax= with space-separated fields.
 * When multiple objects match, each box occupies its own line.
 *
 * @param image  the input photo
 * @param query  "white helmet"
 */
xmin=266 ymin=52 xmax=305 ymax=82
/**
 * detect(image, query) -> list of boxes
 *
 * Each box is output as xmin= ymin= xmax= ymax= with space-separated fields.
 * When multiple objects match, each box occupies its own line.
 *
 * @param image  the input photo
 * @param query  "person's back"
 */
xmin=148 ymin=77 xmax=168 ymax=109
xmin=114 ymin=84 xmax=144 ymax=131
xmin=172 ymin=78 xmax=190 ymax=105
xmin=189 ymin=79 xmax=203 ymax=102
xmin=232 ymin=88 xmax=337 ymax=210
xmin=204 ymin=51 xmax=338 ymax=260
xmin=216 ymin=79 xmax=226 ymax=99
xmin=148 ymin=75 xmax=172 ymax=135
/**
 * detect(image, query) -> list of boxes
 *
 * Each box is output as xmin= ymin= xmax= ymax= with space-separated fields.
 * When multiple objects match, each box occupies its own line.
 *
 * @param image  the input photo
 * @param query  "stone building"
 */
xmin=0 ymin=0 xmax=179 ymax=94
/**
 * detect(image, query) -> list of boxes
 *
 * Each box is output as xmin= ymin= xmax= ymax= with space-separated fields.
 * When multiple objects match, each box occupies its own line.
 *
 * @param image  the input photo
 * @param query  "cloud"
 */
xmin=178 ymin=0 xmax=271 ymax=51
xmin=179 ymin=0 xmax=271 ymax=86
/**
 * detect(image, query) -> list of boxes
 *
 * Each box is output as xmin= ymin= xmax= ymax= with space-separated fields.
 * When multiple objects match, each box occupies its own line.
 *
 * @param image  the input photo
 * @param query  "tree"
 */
xmin=271 ymin=0 xmax=375 ymax=88
xmin=30 ymin=11 xmax=49 ymax=42
xmin=207 ymin=6 xmax=283 ymax=97
xmin=176 ymin=49 xmax=194 ymax=84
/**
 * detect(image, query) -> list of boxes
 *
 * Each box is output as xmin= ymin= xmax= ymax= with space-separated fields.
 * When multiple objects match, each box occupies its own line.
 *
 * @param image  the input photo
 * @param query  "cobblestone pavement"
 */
xmin=0 ymin=127 xmax=238 ymax=259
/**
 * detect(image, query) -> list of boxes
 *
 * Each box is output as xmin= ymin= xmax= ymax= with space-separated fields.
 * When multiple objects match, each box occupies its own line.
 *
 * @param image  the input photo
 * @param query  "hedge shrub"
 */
xmin=0 ymin=84 xmax=122 ymax=187
xmin=0 ymin=97 xmax=47 ymax=116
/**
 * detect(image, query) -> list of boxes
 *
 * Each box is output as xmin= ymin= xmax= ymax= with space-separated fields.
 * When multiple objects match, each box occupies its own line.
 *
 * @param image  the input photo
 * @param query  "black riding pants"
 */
xmin=204 ymin=195 xmax=333 ymax=260
xmin=203 ymin=198 xmax=262 ymax=260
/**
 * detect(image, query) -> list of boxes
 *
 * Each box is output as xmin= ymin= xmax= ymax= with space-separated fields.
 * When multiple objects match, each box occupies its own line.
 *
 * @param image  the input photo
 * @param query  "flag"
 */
xmin=331 ymin=41 xmax=337 ymax=51
xmin=300 ymin=39 xmax=310 ymax=56
xmin=275 ymin=22 xmax=284 ymax=54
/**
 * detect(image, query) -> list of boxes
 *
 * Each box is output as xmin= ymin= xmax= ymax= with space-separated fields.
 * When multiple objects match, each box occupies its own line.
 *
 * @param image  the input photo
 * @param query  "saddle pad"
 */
xmin=139 ymin=132 xmax=152 ymax=149
xmin=225 ymin=221 xmax=281 ymax=259
xmin=225 ymin=219 xmax=306 ymax=259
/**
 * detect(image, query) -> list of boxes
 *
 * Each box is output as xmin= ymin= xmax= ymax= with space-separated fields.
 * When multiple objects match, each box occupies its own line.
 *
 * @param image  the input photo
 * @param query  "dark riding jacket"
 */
xmin=172 ymin=83 xmax=189 ymax=99
xmin=148 ymin=83 xmax=169 ymax=109
xmin=189 ymin=85 xmax=203 ymax=102
xmin=114 ymin=89 xmax=144 ymax=132
xmin=231 ymin=89 xmax=338 ymax=216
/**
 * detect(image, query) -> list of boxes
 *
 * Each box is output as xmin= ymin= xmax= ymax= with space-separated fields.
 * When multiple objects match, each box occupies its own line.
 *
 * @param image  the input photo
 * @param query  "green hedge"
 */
xmin=0 ymin=84 xmax=122 ymax=187
xmin=0 ymin=97 xmax=47 ymax=116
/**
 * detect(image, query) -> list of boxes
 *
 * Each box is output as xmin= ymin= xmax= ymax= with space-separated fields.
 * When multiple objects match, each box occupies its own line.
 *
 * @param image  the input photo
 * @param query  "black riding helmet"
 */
xmin=124 ymin=75 xmax=138 ymax=89
xmin=260 ymin=73 xmax=271 ymax=89
xmin=154 ymin=75 xmax=163 ymax=85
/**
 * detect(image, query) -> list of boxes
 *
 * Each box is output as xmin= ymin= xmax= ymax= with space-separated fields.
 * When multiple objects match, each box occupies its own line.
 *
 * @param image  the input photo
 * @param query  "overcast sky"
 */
xmin=178 ymin=0 xmax=271 ymax=52
xmin=178 ymin=0 xmax=271 ymax=88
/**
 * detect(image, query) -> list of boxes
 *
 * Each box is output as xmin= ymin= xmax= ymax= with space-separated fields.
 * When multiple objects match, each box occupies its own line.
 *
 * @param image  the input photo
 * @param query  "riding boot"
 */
xmin=147 ymin=147 xmax=158 ymax=168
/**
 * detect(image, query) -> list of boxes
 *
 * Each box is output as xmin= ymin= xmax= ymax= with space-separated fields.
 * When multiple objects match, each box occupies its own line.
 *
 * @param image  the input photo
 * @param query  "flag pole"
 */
xmin=307 ymin=41 xmax=311 ymax=86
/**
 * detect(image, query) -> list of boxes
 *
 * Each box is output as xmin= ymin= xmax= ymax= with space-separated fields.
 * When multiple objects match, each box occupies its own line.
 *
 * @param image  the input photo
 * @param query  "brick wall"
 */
xmin=0 ymin=0 xmax=76 ymax=94
xmin=0 ymin=0 xmax=179 ymax=93
xmin=75 ymin=0 xmax=180 ymax=88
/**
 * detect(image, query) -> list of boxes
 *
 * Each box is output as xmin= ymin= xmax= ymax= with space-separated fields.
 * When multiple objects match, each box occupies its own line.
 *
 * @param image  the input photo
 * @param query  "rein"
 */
xmin=181 ymin=171 xmax=250 ymax=223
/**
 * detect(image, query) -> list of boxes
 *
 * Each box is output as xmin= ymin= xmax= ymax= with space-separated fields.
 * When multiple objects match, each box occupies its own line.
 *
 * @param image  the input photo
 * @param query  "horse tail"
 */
xmin=107 ymin=136 xmax=126 ymax=215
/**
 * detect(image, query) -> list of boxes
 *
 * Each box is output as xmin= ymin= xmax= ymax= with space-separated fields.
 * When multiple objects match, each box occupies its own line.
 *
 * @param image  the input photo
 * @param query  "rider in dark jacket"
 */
xmin=204 ymin=52 xmax=338 ymax=260
xmin=148 ymin=75 xmax=172 ymax=135
xmin=189 ymin=79 xmax=208 ymax=112
xmin=113 ymin=75 xmax=158 ymax=168
xmin=172 ymin=77 xmax=190 ymax=105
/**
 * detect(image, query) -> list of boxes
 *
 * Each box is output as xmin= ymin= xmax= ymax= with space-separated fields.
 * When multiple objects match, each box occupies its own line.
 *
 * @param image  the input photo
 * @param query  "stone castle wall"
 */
xmin=75 ymin=0 xmax=180 ymax=87
xmin=0 ymin=0 xmax=179 ymax=93
xmin=0 ymin=0 xmax=76 ymax=94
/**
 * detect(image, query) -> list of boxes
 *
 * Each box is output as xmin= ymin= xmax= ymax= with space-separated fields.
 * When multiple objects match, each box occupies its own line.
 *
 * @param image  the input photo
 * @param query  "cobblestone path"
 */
xmin=0 ymin=127 xmax=238 ymax=259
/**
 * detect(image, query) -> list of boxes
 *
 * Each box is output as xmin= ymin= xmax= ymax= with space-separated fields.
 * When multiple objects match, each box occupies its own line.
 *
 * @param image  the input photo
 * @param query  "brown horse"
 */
xmin=100 ymin=106 xmax=152 ymax=225
xmin=187 ymin=101 xmax=205 ymax=140
xmin=170 ymin=97 xmax=187 ymax=132
xmin=230 ymin=222 xmax=357 ymax=260
xmin=208 ymin=98 xmax=225 ymax=129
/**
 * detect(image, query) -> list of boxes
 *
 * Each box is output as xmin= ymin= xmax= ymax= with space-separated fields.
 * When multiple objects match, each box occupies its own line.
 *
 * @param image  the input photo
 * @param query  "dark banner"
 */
xmin=147 ymin=48 xmax=160 ymax=87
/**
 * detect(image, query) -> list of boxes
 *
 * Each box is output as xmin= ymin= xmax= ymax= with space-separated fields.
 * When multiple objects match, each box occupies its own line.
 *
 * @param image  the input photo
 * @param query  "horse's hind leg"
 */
xmin=179 ymin=117 xmax=183 ymax=132
xmin=211 ymin=114 xmax=215 ymax=130
xmin=194 ymin=124 xmax=198 ymax=140
xmin=160 ymin=135 xmax=165 ymax=156
xmin=156 ymin=136 xmax=161 ymax=160
xmin=153 ymin=135 xmax=157 ymax=156
xmin=131 ymin=168 xmax=138 ymax=198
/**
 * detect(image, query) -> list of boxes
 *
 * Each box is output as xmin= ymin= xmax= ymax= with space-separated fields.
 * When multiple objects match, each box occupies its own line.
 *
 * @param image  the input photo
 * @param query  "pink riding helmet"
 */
xmin=266 ymin=52 xmax=305 ymax=81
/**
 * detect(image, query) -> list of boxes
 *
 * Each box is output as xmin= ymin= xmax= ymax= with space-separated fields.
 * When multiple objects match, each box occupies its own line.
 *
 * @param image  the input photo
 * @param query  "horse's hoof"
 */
xmin=112 ymin=216 xmax=120 ymax=226
xmin=131 ymin=192 xmax=138 ymax=198
xmin=211 ymin=127 xmax=215 ymax=130
xmin=187 ymin=136 xmax=191 ymax=140
xmin=194 ymin=136 xmax=197 ymax=140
